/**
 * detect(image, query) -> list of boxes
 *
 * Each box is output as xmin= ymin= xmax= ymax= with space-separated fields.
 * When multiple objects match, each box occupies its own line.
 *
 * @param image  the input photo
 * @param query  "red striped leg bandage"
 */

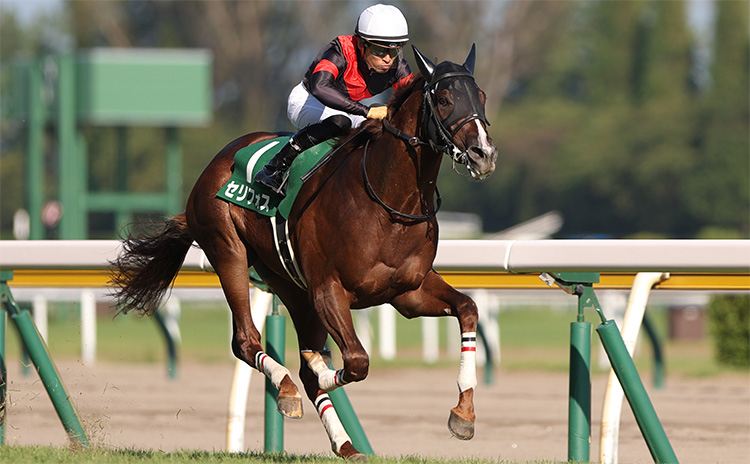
xmin=303 ymin=350 xmax=348 ymax=392
xmin=458 ymin=332 xmax=478 ymax=392
xmin=315 ymin=393 xmax=350 ymax=453
xmin=255 ymin=351 xmax=289 ymax=389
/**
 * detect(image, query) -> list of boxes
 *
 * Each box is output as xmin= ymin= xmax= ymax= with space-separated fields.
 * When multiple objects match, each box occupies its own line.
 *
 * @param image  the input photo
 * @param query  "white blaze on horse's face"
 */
xmin=465 ymin=119 xmax=497 ymax=180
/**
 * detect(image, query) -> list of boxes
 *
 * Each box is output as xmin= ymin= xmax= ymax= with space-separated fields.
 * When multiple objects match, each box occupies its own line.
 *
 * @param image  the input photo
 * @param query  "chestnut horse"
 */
xmin=111 ymin=45 xmax=497 ymax=460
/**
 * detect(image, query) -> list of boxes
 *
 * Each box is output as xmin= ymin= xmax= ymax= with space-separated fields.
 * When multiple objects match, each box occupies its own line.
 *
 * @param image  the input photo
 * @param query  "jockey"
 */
xmin=255 ymin=3 xmax=413 ymax=195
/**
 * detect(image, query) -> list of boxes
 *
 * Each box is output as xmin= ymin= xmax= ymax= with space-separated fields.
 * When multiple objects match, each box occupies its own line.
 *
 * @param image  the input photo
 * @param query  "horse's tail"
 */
xmin=109 ymin=214 xmax=194 ymax=316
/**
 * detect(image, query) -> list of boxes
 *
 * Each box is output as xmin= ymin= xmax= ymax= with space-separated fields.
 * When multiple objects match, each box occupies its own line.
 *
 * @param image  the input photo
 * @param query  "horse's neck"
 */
xmin=365 ymin=94 xmax=441 ymax=213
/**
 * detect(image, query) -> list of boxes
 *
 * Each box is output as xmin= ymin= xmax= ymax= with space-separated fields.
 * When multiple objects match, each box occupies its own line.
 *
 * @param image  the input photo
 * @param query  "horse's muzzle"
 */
xmin=466 ymin=144 xmax=497 ymax=180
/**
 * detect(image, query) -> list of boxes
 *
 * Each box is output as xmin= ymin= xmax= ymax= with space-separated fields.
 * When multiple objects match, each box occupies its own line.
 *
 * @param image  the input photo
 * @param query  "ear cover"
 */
xmin=462 ymin=43 xmax=476 ymax=75
xmin=411 ymin=45 xmax=435 ymax=81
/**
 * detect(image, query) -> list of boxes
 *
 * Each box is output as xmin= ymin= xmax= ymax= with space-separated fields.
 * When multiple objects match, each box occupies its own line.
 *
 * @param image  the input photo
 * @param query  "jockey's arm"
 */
xmin=308 ymin=68 xmax=369 ymax=117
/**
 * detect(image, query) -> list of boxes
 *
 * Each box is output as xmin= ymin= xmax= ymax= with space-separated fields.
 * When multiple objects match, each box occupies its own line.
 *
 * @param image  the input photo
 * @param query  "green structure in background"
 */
xmin=264 ymin=296 xmax=286 ymax=453
xmin=542 ymin=272 xmax=679 ymax=464
xmin=0 ymin=271 xmax=89 ymax=448
xmin=3 ymin=49 xmax=212 ymax=239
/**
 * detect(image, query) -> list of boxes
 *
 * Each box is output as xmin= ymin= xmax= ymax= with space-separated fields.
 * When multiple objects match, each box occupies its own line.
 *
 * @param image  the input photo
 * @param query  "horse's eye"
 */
xmin=438 ymin=97 xmax=449 ymax=106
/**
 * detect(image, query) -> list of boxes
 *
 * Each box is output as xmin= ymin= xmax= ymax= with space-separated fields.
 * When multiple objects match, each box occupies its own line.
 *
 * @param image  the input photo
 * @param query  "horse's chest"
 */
xmin=349 ymin=249 xmax=433 ymax=301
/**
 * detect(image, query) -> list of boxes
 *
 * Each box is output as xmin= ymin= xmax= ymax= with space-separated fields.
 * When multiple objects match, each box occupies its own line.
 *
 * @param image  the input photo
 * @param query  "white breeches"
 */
xmin=287 ymin=82 xmax=367 ymax=130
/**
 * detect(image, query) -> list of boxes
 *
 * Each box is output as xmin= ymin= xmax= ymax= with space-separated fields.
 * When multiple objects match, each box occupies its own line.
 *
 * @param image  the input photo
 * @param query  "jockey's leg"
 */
xmin=255 ymin=115 xmax=351 ymax=195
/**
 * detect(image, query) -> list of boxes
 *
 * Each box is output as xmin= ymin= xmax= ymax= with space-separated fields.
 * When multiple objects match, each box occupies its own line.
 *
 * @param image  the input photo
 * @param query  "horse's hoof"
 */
xmin=277 ymin=396 xmax=303 ymax=419
xmin=337 ymin=441 xmax=367 ymax=461
xmin=448 ymin=410 xmax=475 ymax=440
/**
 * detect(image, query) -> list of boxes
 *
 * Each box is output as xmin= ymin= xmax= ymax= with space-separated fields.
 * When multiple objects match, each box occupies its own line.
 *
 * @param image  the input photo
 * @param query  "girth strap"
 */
xmin=271 ymin=214 xmax=307 ymax=289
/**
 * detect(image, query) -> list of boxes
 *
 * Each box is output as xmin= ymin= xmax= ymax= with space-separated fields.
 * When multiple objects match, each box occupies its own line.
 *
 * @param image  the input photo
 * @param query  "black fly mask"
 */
xmin=412 ymin=44 xmax=490 ymax=162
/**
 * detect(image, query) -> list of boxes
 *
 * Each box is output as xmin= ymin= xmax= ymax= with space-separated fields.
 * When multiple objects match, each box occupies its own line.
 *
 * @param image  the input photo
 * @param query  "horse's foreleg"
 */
xmin=302 ymin=350 xmax=349 ymax=391
xmin=293 ymin=321 xmax=365 ymax=460
xmin=311 ymin=285 xmax=370 ymax=386
xmin=312 ymin=390 xmax=366 ymax=461
xmin=392 ymin=270 xmax=478 ymax=440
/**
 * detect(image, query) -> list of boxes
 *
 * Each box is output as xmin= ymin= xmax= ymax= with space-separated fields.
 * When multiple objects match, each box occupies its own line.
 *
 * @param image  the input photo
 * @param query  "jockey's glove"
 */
xmin=367 ymin=105 xmax=388 ymax=120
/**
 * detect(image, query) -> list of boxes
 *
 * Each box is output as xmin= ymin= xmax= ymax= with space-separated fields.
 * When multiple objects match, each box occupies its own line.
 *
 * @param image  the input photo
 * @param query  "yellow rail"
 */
xmin=7 ymin=269 xmax=750 ymax=290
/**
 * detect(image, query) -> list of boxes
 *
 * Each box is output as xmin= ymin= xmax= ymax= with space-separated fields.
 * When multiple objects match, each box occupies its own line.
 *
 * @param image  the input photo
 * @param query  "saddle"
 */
xmin=217 ymin=136 xmax=336 ymax=289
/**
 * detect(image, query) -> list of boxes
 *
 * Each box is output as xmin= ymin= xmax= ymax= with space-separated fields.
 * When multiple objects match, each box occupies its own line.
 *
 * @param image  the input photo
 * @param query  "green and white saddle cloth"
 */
xmin=216 ymin=136 xmax=335 ymax=219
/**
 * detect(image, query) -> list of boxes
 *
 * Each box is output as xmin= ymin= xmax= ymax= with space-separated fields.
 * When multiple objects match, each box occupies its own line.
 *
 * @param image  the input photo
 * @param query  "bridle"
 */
xmin=382 ymin=71 xmax=489 ymax=168
xmin=420 ymin=70 xmax=490 ymax=165
xmin=368 ymin=55 xmax=489 ymax=221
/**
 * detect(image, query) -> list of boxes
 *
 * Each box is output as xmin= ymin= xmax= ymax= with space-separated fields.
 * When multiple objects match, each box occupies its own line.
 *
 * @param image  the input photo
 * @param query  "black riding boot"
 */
xmin=254 ymin=115 xmax=352 ymax=196
xmin=254 ymin=136 xmax=304 ymax=194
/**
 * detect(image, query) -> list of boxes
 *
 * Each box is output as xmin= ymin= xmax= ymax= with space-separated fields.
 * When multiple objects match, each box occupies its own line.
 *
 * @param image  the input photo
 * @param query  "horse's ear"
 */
xmin=463 ymin=43 xmax=476 ymax=75
xmin=412 ymin=45 xmax=435 ymax=81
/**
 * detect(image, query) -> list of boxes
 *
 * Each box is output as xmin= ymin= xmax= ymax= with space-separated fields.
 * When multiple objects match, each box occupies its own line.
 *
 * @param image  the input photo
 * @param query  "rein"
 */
xmin=362 ymin=139 xmax=442 ymax=221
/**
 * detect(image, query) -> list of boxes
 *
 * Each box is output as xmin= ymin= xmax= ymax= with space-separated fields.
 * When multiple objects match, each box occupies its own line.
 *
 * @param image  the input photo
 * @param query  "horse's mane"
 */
xmin=331 ymin=75 xmax=426 ymax=152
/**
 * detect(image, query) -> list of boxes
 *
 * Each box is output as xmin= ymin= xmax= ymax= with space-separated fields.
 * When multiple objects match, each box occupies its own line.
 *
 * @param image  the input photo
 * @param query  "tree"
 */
xmin=684 ymin=0 xmax=750 ymax=236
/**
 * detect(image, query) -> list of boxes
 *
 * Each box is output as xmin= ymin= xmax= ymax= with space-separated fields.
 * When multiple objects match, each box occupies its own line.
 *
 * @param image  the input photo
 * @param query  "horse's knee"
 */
xmin=342 ymin=350 xmax=369 ymax=383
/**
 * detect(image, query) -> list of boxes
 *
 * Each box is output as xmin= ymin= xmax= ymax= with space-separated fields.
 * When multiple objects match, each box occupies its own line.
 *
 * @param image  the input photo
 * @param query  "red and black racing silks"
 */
xmin=302 ymin=35 xmax=413 ymax=117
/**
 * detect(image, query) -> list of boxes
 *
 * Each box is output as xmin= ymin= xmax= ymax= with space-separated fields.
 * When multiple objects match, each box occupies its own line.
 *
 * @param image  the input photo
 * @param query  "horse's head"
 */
xmin=413 ymin=44 xmax=497 ymax=180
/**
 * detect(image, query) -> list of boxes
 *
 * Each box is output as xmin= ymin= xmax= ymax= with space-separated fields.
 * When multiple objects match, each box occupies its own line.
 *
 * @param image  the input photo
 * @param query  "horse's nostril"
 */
xmin=469 ymin=146 xmax=484 ymax=158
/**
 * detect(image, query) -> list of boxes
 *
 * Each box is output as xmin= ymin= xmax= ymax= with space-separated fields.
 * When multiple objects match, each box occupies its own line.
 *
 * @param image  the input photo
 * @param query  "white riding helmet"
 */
xmin=355 ymin=4 xmax=409 ymax=48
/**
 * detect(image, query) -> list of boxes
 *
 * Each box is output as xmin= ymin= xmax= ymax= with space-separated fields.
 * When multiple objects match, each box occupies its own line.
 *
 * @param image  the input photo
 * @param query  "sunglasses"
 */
xmin=365 ymin=42 xmax=401 ymax=59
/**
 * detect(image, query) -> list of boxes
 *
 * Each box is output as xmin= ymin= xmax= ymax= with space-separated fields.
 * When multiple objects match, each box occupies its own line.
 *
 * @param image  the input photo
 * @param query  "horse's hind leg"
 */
xmin=202 ymin=242 xmax=303 ymax=418
xmin=391 ymin=270 xmax=478 ymax=440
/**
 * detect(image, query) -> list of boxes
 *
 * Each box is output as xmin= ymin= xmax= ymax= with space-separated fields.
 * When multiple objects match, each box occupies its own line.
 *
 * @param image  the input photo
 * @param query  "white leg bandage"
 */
xmin=315 ymin=393 xmax=351 ymax=454
xmin=457 ymin=332 xmax=478 ymax=392
xmin=255 ymin=351 xmax=291 ymax=390
xmin=302 ymin=350 xmax=348 ymax=392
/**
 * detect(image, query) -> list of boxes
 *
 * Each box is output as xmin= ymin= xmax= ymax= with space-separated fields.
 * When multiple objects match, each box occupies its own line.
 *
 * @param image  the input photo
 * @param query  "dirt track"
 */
xmin=4 ymin=361 xmax=749 ymax=463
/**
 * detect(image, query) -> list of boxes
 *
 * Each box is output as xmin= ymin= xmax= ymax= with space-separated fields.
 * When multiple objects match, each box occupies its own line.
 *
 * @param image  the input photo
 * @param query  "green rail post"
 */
xmin=0 ymin=271 xmax=89 ymax=448
xmin=542 ymin=272 xmax=600 ymax=463
xmin=328 ymin=387 xmax=373 ymax=455
xmin=264 ymin=295 xmax=285 ymax=453
xmin=597 ymin=319 xmax=679 ymax=463
xmin=569 ymin=319 xmax=591 ymax=462
xmin=154 ymin=308 xmax=178 ymax=379
xmin=477 ymin=322 xmax=494 ymax=385
xmin=642 ymin=313 xmax=665 ymax=389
